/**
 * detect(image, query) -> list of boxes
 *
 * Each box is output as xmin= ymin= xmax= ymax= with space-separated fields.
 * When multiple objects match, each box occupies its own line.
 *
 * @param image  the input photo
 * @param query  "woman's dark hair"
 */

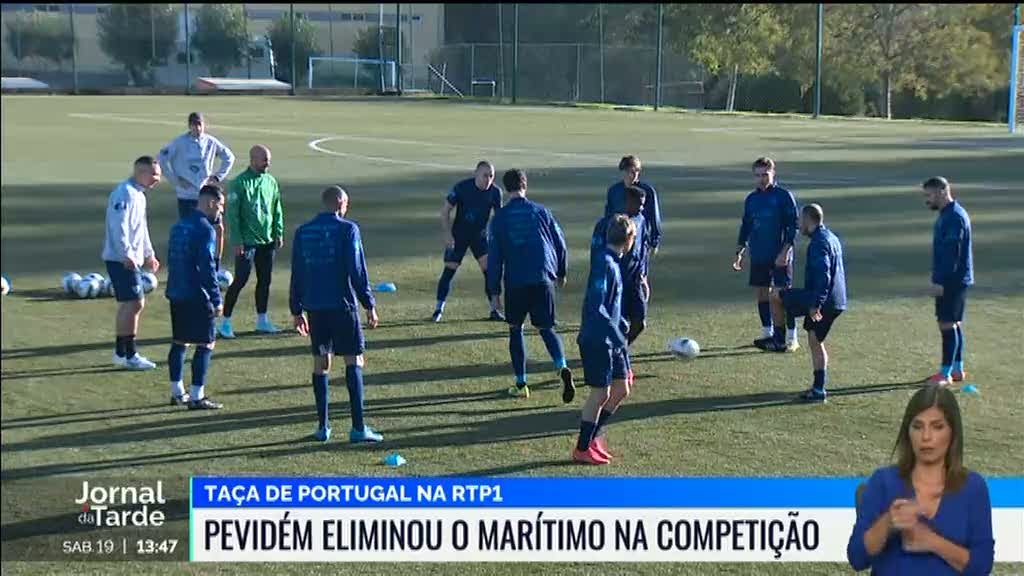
xmin=893 ymin=386 xmax=967 ymax=492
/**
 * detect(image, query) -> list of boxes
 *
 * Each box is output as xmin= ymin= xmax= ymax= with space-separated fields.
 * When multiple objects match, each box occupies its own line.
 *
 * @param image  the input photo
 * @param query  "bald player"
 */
xmin=290 ymin=185 xmax=382 ymax=443
xmin=220 ymin=145 xmax=285 ymax=338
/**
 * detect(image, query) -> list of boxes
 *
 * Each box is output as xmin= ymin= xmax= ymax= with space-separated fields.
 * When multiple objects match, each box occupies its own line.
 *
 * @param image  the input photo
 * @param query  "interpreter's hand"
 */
xmin=293 ymin=314 xmax=309 ymax=336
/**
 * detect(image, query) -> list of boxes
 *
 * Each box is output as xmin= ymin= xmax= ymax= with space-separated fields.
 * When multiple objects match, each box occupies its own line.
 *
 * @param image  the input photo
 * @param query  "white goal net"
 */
xmin=1011 ymin=26 xmax=1023 ymax=134
xmin=308 ymin=57 xmax=397 ymax=93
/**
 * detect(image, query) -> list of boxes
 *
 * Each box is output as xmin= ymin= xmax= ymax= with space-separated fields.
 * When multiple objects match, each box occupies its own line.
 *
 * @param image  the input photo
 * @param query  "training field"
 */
xmin=1 ymin=95 xmax=1022 ymax=575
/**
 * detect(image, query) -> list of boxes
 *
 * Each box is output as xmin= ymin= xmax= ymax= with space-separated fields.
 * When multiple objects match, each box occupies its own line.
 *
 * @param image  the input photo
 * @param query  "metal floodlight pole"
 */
xmin=512 ymin=3 xmax=518 ymax=104
xmin=290 ymin=4 xmax=296 ymax=95
xmin=245 ymin=5 xmax=252 ymax=79
xmin=378 ymin=3 xmax=386 ymax=93
xmin=814 ymin=3 xmax=823 ymax=118
xmin=599 ymin=3 xmax=605 ymax=103
xmin=185 ymin=3 xmax=191 ymax=93
xmin=396 ymin=3 xmax=403 ymax=94
xmin=328 ymin=4 xmax=335 ymax=57
xmin=497 ymin=4 xmax=504 ymax=100
xmin=69 ymin=4 xmax=79 ymax=94
xmin=655 ymin=3 xmax=663 ymax=110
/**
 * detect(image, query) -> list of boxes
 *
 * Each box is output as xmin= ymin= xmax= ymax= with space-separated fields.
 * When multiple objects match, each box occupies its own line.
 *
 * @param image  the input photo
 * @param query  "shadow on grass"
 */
xmin=0 ymin=380 xmax=921 ymax=479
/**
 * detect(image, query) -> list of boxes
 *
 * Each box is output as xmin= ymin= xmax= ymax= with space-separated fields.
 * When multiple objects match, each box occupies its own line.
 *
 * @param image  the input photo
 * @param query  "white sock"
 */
xmin=170 ymin=381 xmax=186 ymax=398
xmin=436 ymin=301 xmax=446 ymax=312
xmin=191 ymin=385 xmax=205 ymax=401
xmin=762 ymin=326 xmax=774 ymax=339
xmin=787 ymin=328 xmax=798 ymax=343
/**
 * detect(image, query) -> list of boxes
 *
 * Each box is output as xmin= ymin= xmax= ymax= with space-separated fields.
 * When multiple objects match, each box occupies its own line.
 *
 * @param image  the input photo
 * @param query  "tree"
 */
xmin=267 ymin=12 xmax=320 ymax=85
xmin=4 ymin=13 xmax=74 ymax=67
xmin=192 ymin=4 xmax=249 ymax=77
xmin=97 ymin=4 xmax=178 ymax=86
xmin=353 ymin=26 xmax=410 ymax=64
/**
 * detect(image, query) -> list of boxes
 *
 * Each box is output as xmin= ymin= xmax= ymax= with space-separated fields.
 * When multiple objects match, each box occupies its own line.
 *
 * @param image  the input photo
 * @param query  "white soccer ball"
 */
xmin=216 ymin=269 xmax=234 ymax=291
xmin=62 ymin=272 xmax=82 ymax=294
xmin=75 ymin=278 xmax=102 ymax=299
xmin=669 ymin=337 xmax=701 ymax=359
xmin=85 ymin=272 xmax=105 ymax=284
xmin=102 ymin=278 xmax=115 ymax=297
xmin=140 ymin=272 xmax=158 ymax=294
xmin=0 ymin=275 xmax=9 ymax=296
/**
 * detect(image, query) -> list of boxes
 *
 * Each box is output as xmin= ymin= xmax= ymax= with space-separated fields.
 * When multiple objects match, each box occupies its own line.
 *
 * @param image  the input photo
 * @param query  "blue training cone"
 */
xmin=961 ymin=384 xmax=980 ymax=395
xmin=376 ymin=282 xmax=397 ymax=293
xmin=383 ymin=453 xmax=407 ymax=467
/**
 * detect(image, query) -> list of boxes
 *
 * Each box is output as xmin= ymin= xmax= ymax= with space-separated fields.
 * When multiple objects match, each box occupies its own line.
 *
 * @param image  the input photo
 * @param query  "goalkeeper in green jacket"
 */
xmin=219 ymin=145 xmax=285 ymax=338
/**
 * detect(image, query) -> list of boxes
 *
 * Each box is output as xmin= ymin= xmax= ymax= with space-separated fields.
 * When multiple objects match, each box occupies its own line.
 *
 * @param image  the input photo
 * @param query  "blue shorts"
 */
xmin=177 ymin=198 xmax=198 ymax=219
xmin=622 ymin=280 xmax=648 ymax=326
xmin=105 ymin=260 xmax=143 ymax=302
xmin=935 ymin=285 xmax=968 ymax=323
xmin=781 ymin=289 xmax=843 ymax=342
xmin=505 ymin=282 xmax=556 ymax=329
xmin=749 ymin=260 xmax=793 ymax=289
xmin=444 ymin=233 xmax=488 ymax=264
xmin=578 ymin=342 xmax=628 ymax=388
xmin=308 ymin=308 xmax=365 ymax=357
xmin=169 ymin=299 xmax=216 ymax=344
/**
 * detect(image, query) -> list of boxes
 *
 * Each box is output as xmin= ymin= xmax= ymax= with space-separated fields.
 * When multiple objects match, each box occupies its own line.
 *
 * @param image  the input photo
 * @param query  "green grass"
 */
xmin=1 ymin=95 xmax=1022 ymax=575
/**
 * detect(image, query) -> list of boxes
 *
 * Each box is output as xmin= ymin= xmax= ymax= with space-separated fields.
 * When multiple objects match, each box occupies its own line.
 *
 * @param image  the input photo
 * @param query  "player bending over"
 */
xmin=290 ymin=185 xmax=382 ymax=443
xmin=574 ymin=215 xmax=637 ymax=465
xmin=765 ymin=204 xmax=848 ymax=404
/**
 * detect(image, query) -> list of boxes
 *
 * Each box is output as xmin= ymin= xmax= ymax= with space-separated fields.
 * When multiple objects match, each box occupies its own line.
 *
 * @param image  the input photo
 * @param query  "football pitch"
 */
xmin=1 ymin=95 xmax=1022 ymax=575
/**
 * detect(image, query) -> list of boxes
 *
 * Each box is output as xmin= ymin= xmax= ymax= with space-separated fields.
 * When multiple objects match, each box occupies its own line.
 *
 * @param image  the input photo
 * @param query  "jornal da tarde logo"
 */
xmin=75 ymin=480 xmax=167 ymax=527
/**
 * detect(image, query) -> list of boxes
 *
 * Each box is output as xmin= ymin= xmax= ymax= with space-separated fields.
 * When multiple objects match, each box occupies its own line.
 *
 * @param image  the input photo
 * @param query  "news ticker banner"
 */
xmin=190 ymin=477 xmax=1024 ymax=563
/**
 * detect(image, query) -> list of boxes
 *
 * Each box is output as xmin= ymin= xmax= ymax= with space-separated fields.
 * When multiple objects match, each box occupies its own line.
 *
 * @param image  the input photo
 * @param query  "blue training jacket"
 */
xmin=486 ymin=196 xmax=567 ymax=294
xmin=590 ymin=213 xmax=647 ymax=288
xmin=289 ymin=212 xmax=375 ymax=315
xmin=165 ymin=210 xmax=221 ymax=309
xmin=605 ymin=180 xmax=662 ymax=250
xmin=804 ymin=225 xmax=847 ymax=311
xmin=737 ymin=184 xmax=799 ymax=263
xmin=577 ymin=247 xmax=627 ymax=349
xmin=932 ymin=200 xmax=974 ymax=288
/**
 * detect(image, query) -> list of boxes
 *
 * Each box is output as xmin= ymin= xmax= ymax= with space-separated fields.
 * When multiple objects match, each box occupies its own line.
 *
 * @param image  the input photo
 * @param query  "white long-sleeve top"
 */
xmin=158 ymin=132 xmax=235 ymax=200
xmin=102 ymin=177 xmax=155 ymax=267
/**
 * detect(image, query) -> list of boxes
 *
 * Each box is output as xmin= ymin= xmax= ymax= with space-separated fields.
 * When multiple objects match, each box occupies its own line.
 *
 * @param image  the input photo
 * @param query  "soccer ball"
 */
xmin=102 ymin=278 xmax=115 ymax=297
xmin=75 ymin=278 xmax=102 ymax=299
xmin=216 ymin=269 xmax=234 ymax=291
xmin=668 ymin=337 xmax=701 ymax=359
xmin=140 ymin=272 xmax=158 ymax=294
xmin=85 ymin=272 xmax=105 ymax=284
xmin=62 ymin=272 xmax=82 ymax=294
xmin=0 ymin=275 xmax=10 ymax=296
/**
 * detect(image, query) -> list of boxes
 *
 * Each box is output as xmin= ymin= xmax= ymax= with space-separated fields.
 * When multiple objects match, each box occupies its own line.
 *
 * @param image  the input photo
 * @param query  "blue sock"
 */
xmin=168 ymin=343 xmax=186 ymax=383
xmin=940 ymin=328 xmax=955 ymax=376
xmin=952 ymin=326 xmax=964 ymax=373
xmin=813 ymin=369 xmax=826 ymax=392
xmin=435 ymin=268 xmax=456 ymax=306
xmin=594 ymin=409 xmax=615 ymax=437
xmin=509 ymin=326 xmax=527 ymax=385
xmin=345 ymin=365 xmax=365 ymax=431
xmin=191 ymin=346 xmax=212 ymax=389
xmin=757 ymin=301 xmax=772 ymax=329
xmin=576 ymin=421 xmax=597 ymax=452
xmin=773 ymin=324 xmax=785 ymax=344
xmin=786 ymin=313 xmax=796 ymax=331
xmin=539 ymin=327 xmax=567 ymax=370
xmin=482 ymin=272 xmax=493 ymax=307
xmin=312 ymin=373 xmax=329 ymax=428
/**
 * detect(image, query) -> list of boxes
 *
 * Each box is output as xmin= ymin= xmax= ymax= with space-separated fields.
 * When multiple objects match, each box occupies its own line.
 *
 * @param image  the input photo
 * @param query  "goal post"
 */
xmin=1011 ymin=25 xmax=1023 ymax=134
xmin=308 ymin=57 xmax=397 ymax=93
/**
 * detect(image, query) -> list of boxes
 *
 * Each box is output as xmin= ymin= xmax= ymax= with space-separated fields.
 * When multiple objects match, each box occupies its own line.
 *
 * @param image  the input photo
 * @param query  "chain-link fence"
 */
xmin=1 ymin=4 xmax=1019 ymax=123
